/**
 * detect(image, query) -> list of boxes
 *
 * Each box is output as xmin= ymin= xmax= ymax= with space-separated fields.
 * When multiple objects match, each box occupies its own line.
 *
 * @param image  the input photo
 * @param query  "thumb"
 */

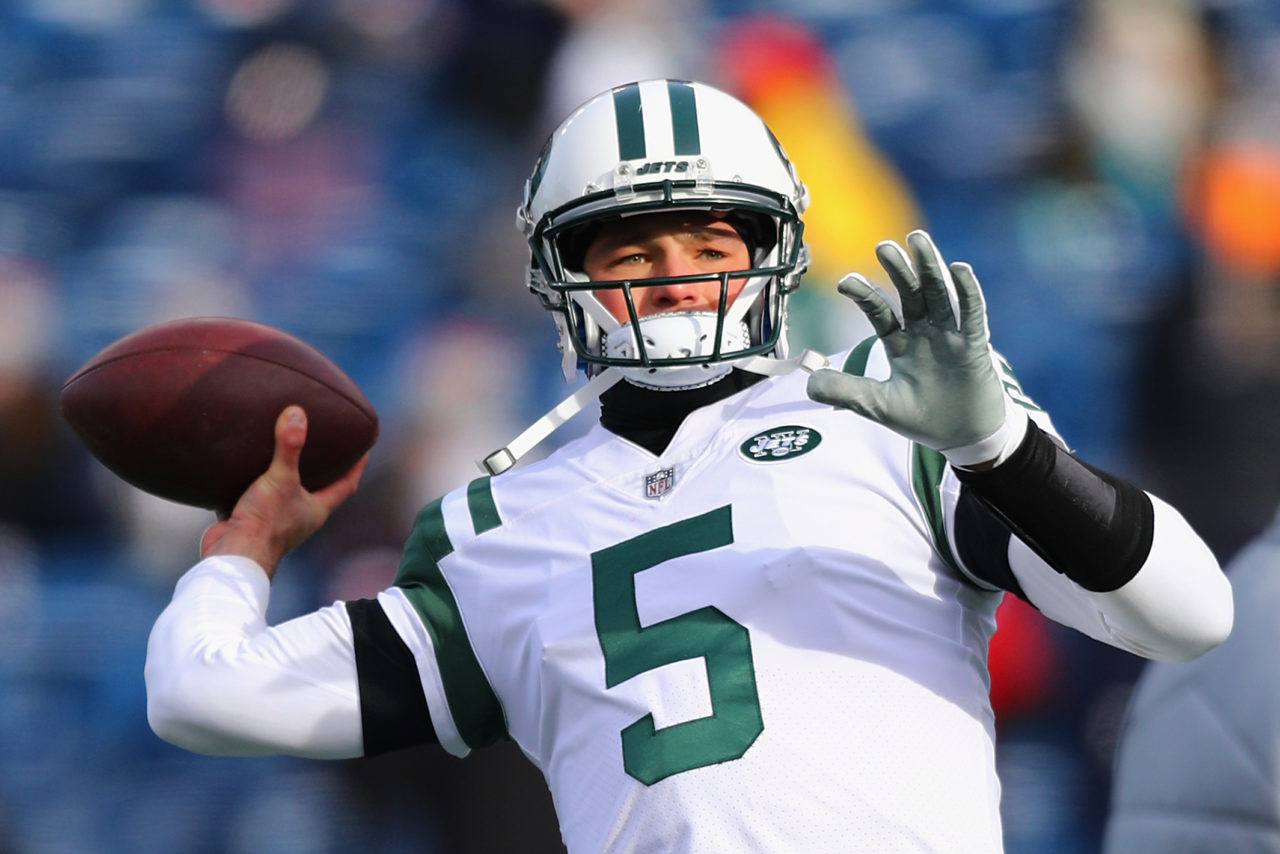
xmin=264 ymin=405 xmax=307 ymax=486
xmin=806 ymin=369 xmax=888 ymax=421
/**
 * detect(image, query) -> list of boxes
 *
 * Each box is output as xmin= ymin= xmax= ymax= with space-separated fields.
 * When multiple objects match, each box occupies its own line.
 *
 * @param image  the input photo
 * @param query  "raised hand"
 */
xmin=806 ymin=230 xmax=1026 ymax=468
xmin=200 ymin=406 xmax=368 ymax=577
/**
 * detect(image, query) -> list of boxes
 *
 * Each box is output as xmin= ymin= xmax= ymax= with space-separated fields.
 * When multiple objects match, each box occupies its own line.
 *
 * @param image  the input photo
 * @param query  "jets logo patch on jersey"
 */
xmin=739 ymin=426 xmax=822 ymax=463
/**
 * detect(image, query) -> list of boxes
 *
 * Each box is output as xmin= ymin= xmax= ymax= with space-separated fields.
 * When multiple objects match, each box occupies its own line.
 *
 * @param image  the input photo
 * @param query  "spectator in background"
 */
xmin=989 ymin=0 xmax=1219 ymax=474
xmin=1137 ymin=55 xmax=1280 ymax=560
xmin=539 ymin=0 xmax=704 ymax=134
xmin=0 ymin=259 xmax=111 ymax=549
xmin=1105 ymin=504 xmax=1280 ymax=852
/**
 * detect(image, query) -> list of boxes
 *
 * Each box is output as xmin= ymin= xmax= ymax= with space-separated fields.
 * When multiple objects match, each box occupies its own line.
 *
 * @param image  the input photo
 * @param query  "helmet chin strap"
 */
xmin=477 ymin=348 xmax=829 ymax=475
xmin=479 ymin=366 xmax=625 ymax=475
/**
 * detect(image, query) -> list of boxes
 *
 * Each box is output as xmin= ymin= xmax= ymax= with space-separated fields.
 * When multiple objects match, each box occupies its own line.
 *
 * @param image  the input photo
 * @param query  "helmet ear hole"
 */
xmin=558 ymin=220 xmax=607 ymax=274
xmin=723 ymin=210 xmax=778 ymax=263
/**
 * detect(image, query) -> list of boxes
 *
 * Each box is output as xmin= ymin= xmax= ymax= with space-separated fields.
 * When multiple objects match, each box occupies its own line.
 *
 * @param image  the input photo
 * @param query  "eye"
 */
xmin=609 ymin=251 xmax=647 ymax=267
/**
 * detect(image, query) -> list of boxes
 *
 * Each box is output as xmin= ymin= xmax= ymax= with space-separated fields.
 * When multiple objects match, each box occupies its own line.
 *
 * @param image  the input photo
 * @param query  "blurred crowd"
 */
xmin=2 ymin=0 xmax=1280 ymax=851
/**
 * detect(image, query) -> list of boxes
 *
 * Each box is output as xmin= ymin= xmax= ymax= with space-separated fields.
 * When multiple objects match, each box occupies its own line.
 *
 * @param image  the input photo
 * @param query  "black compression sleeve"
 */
xmin=953 ymin=488 xmax=1025 ymax=599
xmin=953 ymin=421 xmax=1154 ymax=593
xmin=346 ymin=598 xmax=438 ymax=754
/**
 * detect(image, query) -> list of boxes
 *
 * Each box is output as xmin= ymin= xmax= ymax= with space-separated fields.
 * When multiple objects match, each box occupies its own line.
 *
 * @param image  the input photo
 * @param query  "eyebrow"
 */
xmin=596 ymin=221 xmax=740 ymax=249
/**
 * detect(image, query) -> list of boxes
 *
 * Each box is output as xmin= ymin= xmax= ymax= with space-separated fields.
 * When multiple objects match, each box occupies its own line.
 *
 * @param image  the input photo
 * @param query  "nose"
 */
xmin=645 ymin=255 xmax=715 ymax=311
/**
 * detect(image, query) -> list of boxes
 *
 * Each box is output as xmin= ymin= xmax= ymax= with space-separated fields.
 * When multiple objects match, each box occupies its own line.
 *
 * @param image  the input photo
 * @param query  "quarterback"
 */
xmin=145 ymin=80 xmax=1232 ymax=853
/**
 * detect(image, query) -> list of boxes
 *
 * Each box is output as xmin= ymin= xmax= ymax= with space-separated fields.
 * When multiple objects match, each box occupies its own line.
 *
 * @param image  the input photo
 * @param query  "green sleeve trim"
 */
xmin=995 ymin=353 xmax=1046 ymax=413
xmin=466 ymin=477 xmax=502 ymax=535
xmin=842 ymin=335 xmax=878 ymax=377
xmin=909 ymin=443 xmax=963 ymax=578
xmin=394 ymin=498 xmax=508 ymax=749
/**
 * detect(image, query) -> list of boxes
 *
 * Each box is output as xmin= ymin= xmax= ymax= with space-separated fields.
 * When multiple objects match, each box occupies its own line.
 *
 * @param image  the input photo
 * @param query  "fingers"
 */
xmin=837 ymin=273 xmax=901 ymax=339
xmin=875 ymin=239 xmax=925 ymax=322
xmin=199 ymin=405 xmax=364 ymax=574
xmin=905 ymin=230 xmax=959 ymax=329
xmin=876 ymin=230 xmax=969 ymax=331
xmin=806 ymin=369 xmax=887 ymax=421
xmin=264 ymin=404 xmax=364 ymax=517
xmin=949 ymin=261 xmax=990 ymax=342
xmin=312 ymin=452 xmax=369 ymax=514
xmin=266 ymin=405 xmax=307 ymax=485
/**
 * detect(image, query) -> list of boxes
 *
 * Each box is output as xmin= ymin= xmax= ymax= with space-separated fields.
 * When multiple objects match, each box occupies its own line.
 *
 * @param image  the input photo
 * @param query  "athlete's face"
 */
xmin=582 ymin=212 xmax=751 ymax=323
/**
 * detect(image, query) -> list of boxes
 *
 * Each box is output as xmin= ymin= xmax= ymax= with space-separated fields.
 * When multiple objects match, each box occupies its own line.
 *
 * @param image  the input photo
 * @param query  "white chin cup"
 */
xmin=602 ymin=311 xmax=751 ymax=390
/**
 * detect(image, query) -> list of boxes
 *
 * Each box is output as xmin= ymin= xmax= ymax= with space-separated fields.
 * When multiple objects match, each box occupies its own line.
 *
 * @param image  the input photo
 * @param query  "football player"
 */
xmin=145 ymin=79 xmax=1232 ymax=853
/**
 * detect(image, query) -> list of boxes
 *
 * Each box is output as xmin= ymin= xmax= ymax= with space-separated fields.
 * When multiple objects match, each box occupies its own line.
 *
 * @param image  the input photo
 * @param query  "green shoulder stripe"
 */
xmin=466 ymin=477 xmax=501 ymax=535
xmin=842 ymin=335 xmax=878 ymax=377
xmin=394 ymin=498 xmax=507 ymax=749
xmin=909 ymin=443 xmax=963 ymax=577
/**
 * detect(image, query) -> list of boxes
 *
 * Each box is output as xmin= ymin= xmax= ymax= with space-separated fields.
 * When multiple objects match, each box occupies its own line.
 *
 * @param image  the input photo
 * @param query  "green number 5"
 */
xmin=591 ymin=505 xmax=763 ymax=785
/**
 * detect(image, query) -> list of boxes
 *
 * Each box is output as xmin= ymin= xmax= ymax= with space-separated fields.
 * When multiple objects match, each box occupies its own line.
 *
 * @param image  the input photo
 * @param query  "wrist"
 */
xmin=201 ymin=520 xmax=285 ymax=579
xmin=942 ymin=401 xmax=1029 ymax=470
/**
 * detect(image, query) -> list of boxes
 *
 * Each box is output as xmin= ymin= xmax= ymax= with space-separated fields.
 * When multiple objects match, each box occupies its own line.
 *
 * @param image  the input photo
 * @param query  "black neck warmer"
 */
xmin=599 ymin=370 xmax=766 ymax=456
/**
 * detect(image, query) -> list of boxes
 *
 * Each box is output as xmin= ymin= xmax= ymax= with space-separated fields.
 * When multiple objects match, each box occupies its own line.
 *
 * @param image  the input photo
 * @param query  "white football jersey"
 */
xmin=377 ymin=342 xmax=1051 ymax=854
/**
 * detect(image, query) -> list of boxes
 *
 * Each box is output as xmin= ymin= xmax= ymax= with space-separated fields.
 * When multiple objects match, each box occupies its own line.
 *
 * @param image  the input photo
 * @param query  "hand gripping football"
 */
xmin=61 ymin=317 xmax=379 ymax=515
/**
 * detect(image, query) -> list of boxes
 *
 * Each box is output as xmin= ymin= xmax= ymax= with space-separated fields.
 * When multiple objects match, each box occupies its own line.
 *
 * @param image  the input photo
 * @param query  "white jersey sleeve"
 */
xmin=1006 ymin=494 xmax=1232 ymax=662
xmin=145 ymin=555 xmax=365 ymax=758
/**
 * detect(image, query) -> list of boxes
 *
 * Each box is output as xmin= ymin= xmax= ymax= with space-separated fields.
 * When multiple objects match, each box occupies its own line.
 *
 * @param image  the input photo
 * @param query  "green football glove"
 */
xmin=806 ymin=230 xmax=1027 ymax=468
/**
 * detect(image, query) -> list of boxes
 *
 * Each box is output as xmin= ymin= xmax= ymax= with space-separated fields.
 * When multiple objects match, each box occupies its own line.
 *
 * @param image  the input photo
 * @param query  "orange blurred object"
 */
xmin=1185 ymin=142 xmax=1280 ymax=278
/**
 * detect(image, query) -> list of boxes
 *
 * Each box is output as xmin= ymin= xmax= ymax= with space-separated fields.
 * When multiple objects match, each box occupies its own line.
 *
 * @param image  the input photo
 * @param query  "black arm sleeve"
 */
xmin=345 ymin=598 xmax=438 ymax=755
xmin=954 ymin=488 xmax=1026 ymax=600
xmin=953 ymin=420 xmax=1155 ymax=593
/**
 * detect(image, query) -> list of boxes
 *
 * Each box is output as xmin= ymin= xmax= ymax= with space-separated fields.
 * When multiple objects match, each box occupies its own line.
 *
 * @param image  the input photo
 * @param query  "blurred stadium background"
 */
xmin=2 ymin=0 xmax=1280 ymax=851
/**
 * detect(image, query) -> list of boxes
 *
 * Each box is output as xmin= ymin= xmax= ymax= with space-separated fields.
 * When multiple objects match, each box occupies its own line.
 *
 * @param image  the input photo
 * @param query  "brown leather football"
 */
xmin=61 ymin=317 xmax=378 ymax=515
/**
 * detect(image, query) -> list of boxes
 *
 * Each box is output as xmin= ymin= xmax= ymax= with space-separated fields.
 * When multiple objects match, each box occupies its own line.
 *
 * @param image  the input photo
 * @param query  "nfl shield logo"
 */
xmin=645 ymin=468 xmax=675 ymax=499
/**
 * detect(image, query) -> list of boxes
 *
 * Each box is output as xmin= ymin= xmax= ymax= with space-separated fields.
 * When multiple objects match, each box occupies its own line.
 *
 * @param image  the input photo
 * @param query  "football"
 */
xmin=61 ymin=316 xmax=379 ymax=515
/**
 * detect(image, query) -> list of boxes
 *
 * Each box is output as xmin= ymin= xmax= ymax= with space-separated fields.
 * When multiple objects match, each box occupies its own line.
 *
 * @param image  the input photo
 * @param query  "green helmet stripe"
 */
xmin=764 ymin=127 xmax=792 ymax=169
xmin=667 ymin=80 xmax=701 ymax=155
xmin=612 ymin=82 xmax=646 ymax=160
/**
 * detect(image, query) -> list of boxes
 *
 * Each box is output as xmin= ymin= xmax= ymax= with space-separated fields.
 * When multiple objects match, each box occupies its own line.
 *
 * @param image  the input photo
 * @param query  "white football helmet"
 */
xmin=518 ymin=78 xmax=810 ymax=390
